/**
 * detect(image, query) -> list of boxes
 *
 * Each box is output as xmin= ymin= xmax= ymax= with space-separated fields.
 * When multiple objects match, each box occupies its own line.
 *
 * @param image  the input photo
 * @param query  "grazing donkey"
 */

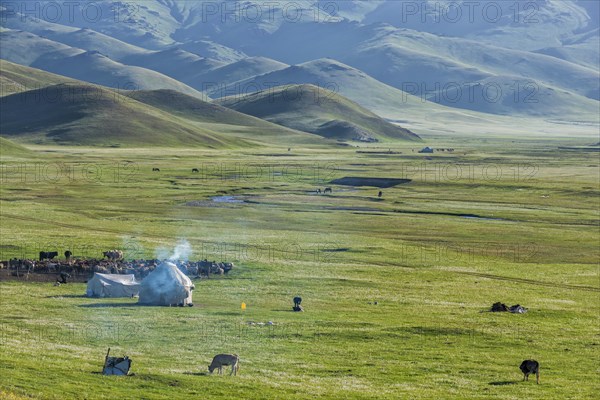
xmin=520 ymin=360 xmax=540 ymax=384
xmin=209 ymin=354 xmax=240 ymax=376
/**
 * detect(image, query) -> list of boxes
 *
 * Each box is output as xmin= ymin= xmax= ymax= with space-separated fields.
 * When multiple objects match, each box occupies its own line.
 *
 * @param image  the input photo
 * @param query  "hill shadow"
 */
xmin=489 ymin=381 xmax=519 ymax=386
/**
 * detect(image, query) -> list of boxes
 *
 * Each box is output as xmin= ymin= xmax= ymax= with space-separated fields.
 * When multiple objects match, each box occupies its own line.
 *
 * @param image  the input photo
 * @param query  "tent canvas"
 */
xmin=86 ymin=273 xmax=140 ymax=298
xmin=138 ymin=261 xmax=194 ymax=306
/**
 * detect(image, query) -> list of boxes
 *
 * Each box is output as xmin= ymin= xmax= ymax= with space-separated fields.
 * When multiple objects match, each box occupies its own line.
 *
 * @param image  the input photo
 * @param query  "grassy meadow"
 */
xmin=0 ymin=136 xmax=598 ymax=399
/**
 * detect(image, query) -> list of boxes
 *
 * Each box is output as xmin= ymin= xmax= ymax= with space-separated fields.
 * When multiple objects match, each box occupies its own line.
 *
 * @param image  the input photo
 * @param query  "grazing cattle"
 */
xmin=64 ymin=250 xmax=73 ymax=260
xmin=520 ymin=360 xmax=540 ymax=384
xmin=324 ymin=187 xmax=332 ymax=194
xmin=152 ymin=168 xmax=160 ymax=172
xmin=317 ymin=188 xmax=322 ymax=194
xmin=378 ymin=191 xmax=383 ymax=198
xmin=39 ymin=251 xmax=58 ymax=261
xmin=192 ymin=168 xmax=199 ymax=173
xmin=209 ymin=354 xmax=240 ymax=376
xmin=103 ymin=250 xmax=123 ymax=261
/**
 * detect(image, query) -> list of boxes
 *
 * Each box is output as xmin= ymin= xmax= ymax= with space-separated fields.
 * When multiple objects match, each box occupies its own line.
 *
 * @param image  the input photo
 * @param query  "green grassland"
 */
xmin=0 ymin=136 xmax=598 ymax=399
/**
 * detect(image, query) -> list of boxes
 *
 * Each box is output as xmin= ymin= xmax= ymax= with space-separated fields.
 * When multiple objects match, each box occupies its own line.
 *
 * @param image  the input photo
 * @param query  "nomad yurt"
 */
xmin=138 ymin=261 xmax=194 ymax=306
xmin=86 ymin=273 xmax=141 ymax=298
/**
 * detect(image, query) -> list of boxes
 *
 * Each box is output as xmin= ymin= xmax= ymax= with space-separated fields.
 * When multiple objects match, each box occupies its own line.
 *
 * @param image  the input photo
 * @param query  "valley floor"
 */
xmin=0 ymin=136 xmax=598 ymax=399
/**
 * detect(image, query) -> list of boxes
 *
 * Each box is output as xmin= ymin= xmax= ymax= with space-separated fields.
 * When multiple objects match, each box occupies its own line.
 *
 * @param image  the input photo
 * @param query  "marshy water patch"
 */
xmin=211 ymin=195 xmax=244 ymax=203
xmin=185 ymin=195 xmax=248 ymax=207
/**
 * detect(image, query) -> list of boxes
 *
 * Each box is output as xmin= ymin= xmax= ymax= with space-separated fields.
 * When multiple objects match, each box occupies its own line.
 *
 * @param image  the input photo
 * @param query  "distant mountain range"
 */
xmin=0 ymin=0 xmax=598 ymax=146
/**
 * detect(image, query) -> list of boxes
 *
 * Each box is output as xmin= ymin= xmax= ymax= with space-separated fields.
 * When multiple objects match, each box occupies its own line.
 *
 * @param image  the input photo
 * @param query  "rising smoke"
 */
xmin=155 ymin=239 xmax=192 ymax=261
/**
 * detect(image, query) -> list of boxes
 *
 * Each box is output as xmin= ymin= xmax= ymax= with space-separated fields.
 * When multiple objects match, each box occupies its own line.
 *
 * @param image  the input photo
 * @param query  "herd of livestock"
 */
xmin=1 ymin=250 xmax=234 ymax=280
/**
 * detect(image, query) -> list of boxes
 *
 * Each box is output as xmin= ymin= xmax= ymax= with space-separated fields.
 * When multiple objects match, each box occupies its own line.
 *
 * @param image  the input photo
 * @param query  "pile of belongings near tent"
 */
xmin=490 ymin=302 xmax=528 ymax=313
xmin=103 ymin=348 xmax=132 ymax=376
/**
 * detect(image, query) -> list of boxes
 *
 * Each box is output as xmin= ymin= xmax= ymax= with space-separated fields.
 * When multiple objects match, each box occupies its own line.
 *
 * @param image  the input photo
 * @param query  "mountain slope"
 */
xmin=189 ymin=57 xmax=289 ymax=90
xmin=120 ymin=48 xmax=226 ymax=85
xmin=0 ymin=30 xmax=207 ymax=99
xmin=217 ymin=84 xmax=420 ymax=142
xmin=0 ymin=59 xmax=81 ymax=96
xmin=0 ymin=136 xmax=33 ymax=157
xmin=217 ymin=58 xmax=490 ymax=123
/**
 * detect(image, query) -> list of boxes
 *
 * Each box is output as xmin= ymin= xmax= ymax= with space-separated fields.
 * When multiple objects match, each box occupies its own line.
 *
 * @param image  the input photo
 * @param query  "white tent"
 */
xmin=86 ymin=273 xmax=140 ymax=298
xmin=138 ymin=262 xmax=194 ymax=306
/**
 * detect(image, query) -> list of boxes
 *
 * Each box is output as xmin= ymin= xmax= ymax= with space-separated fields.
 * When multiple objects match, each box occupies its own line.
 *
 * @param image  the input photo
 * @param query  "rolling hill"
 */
xmin=0 ymin=84 xmax=233 ymax=147
xmin=0 ymin=59 xmax=81 ymax=96
xmin=217 ymin=84 xmax=421 ymax=142
xmin=0 ymin=85 xmax=328 ymax=148
xmin=0 ymin=136 xmax=33 ymax=157
xmin=0 ymin=65 xmax=328 ymax=148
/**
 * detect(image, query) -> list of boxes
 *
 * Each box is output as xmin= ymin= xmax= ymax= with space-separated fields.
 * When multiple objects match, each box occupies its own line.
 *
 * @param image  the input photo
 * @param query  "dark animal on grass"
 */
xmin=192 ymin=168 xmax=199 ymax=173
xmin=64 ymin=250 xmax=73 ymax=260
xmin=39 ymin=251 xmax=58 ymax=261
xmin=378 ymin=191 xmax=383 ymax=198
xmin=152 ymin=168 xmax=160 ymax=172
xmin=209 ymin=354 xmax=240 ymax=376
xmin=520 ymin=360 xmax=540 ymax=384
xmin=58 ymin=271 xmax=71 ymax=284
xmin=491 ymin=302 xmax=509 ymax=312
xmin=293 ymin=296 xmax=304 ymax=311
xmin=317 ymin=188 xmax=321 ymax=194
xmin=324 ymin=187 xmax=332 ymax=194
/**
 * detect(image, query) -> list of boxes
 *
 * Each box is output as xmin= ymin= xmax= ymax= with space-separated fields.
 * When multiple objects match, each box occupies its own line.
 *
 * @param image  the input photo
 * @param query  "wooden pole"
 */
xmin=104 ymin=347 xmax=111 ymax=369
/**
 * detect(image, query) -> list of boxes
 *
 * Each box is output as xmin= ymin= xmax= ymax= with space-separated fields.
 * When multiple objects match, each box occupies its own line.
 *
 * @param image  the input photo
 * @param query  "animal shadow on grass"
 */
xmin=79 ymin=302 xmax=139 ymax=308
xmin=489 ymin=381 xmax=519 ymax=386
xmin=183 ymin=371 xmax=209 ymax=376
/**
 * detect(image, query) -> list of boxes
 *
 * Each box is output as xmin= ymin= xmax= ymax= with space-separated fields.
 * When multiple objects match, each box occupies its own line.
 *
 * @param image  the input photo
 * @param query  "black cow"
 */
xmin=192 ymin=168 xmax=199 ymax=173
xmin=324 ymin=187 xmax=332 ymax=194
xmin=378 ymin=191 xmax=383 ymax=198
xmin=293 ymin=296 xmax=303 ymax=312
xmin=64 ymin=250 xmax=73 ymax=260
xmin=152 ymin=168 xmax=160 ymax=172
xmin=520 ymin=360 xmax=540 ymax=384
xmin=39 ymin=251 xmax=58 ymax=261
xmin=293 ymin=297 xmax=302 ymax=307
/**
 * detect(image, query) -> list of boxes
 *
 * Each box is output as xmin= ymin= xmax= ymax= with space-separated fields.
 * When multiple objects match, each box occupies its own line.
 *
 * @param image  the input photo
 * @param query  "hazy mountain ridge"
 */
xmin=1 ymin=0 xmax=598 ymax=136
